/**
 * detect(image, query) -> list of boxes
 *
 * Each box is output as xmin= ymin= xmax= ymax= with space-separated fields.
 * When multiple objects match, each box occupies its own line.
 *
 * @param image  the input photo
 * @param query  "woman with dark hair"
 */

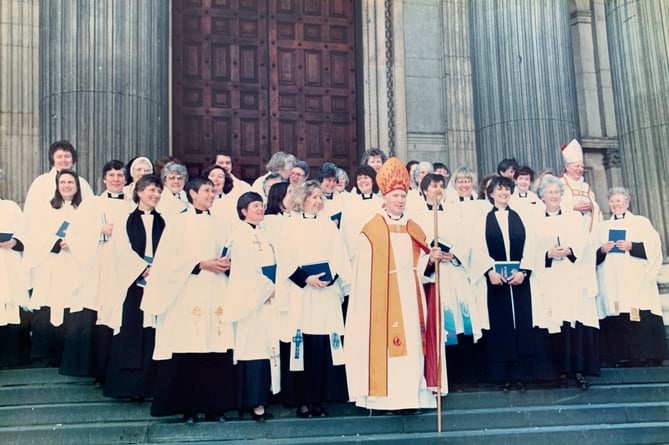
xmin=205 ymin=164 xmax=236 ymax=224
xmin=23 ymin=140 xmax=93 ymax=228
xmin=24 ymin=169 xmax=82 ymax=366
xmin=359 ymin=148 xmax=387 ymax=173
xmin=276 ymin=180 xmax=351 ymax=418
xmin=472 ymin=175 xmax=553 ymax=390
xmin=61 ymin=160 xmax=135 ymax=382
xmin=265 ymin=182 xmax=291 ymax=216
xmin=227 ymin=191 xmax=278 ymax=421
xmin=341 ymin=165 xmax=382 ymax=261
xmin=102 ymin=174 xmax=166 ymax=399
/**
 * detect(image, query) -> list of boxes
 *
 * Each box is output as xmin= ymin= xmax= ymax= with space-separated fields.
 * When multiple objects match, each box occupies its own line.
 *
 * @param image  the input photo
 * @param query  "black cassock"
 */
xmin=482 ymin=207 xmax=554 ymax=383
xmin=103 ymin=208 xmax=165 ymax=398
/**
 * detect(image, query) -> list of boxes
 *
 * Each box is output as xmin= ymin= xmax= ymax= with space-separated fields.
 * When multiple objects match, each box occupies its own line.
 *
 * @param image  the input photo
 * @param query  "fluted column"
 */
xmin=0 ymin=0 xmax=39 ymax=204
xmin=442 ymin=0 xmax=477 ymax=171
xmin=469 ymin=0 xmax=579 ymax=175
xmin=605 ymin=0 xmax=669 ymax=256
xmin=39 ymin=0 xmax=169 ymax=192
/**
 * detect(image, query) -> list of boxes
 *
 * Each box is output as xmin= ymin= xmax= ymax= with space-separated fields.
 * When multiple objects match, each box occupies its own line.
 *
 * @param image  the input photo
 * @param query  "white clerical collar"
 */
xmin=614 ymin=213 xmax=626 ymax=220
xmin=384 ymin=211 xmax=403 ymax=221
xmin=302 ymin=212 xmax=317 ymax=219
xmin=518 ymin=192 xmax=528 ymax=198
xmin=545 ymin=209 xmax=562 ymax=217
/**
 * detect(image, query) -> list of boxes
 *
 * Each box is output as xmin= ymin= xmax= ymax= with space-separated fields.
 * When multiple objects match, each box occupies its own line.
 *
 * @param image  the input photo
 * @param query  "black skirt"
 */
xmin=599 ymin=310 xmax=669 ymax=366
xmin=150 ymin=351 xmax=235 ymax=417
xmin=279 ymin=334 xmax=348 ymax=407
xmin=0 ymin=308 xmax=32 ymax=368
xmin=59 ymin=308 xmax=112 ymax=378
xmin=234 ymin=359 xmax=271 ymax=409
xmin=551 ymin=321 xmax=600 ymax=376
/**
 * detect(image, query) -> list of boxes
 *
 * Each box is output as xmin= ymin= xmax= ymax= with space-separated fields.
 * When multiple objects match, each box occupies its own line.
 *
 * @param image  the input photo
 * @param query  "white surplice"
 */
xmin=0 ymin=200 xmax=29 ymax=325
xmin=141 ymin=208 xmax=234 ymax=360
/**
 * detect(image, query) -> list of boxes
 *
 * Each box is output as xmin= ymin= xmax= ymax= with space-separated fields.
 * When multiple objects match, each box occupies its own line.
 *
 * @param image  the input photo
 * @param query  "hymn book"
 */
xmin=494 ymin=261 xmax=520 ymax=281
xmin=608 ymin=229 xmax=626 ymax=254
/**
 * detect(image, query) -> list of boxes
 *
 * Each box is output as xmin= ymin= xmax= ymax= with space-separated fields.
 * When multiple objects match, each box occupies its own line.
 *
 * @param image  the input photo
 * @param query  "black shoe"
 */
xmin=310 ymin=404 xmax=328 ymax=417
xmin=500 ymin=381 xmax=512 ymax=392
xmin=558 ymin=375 xmax=568 ymax=389
xmin=575 ymin=376 xmax=589 ymax=390
xmin=182 ymin=413 xmax=198 ymax=423
xmin=296 ymin=405 xmax=312 ymax=418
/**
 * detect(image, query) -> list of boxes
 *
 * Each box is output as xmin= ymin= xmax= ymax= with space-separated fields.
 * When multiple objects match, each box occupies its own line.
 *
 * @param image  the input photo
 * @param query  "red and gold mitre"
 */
xmin=376 ymin=157 xmax=410 ymax=195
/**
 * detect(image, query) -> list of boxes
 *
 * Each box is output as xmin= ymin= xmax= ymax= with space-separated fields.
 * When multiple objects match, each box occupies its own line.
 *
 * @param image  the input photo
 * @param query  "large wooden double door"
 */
xmin=172 ymin=0 xmax=359 ymax=182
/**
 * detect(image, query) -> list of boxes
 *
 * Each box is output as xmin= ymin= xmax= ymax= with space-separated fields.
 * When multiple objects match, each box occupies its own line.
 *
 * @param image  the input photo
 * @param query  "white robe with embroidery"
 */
xmin=141 ymin=209 xmax=234 ymax=360
xmin=346 ymin=212 xmax=443 ymax=410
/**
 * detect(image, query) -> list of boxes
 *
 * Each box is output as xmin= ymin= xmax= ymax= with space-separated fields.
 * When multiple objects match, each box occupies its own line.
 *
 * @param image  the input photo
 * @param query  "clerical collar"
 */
xmin=323 ymin=192 xmax=334 ymax=200
xmin=426 ymin=203 xmax=443 ymax=211
xmin=215 ymin=194 xmax=223 ymax=199
xmin=518 ymin=192 xmax=528 ymax=198
xmin=194 ymin=208 xmax=211 ymax=215
xmin=614 ymin=213 xmax=626 ymax=220
xmin=139 ymin=209 xmax=156 ymax=216
xmin=361 ymin=193 xmax=374 ymax=200
xmin=385 ymin=211 xmax=403 ymax=221
xmin=246 ymin=222 xmax=257 ymax=229
xmin=492 ymin=206 xmax=509 ymax=212
xmin=545 ymin=209 xmax=562 ymax=217
xmin=459 ymin=195 xmax=473 ymax=202
xmin=107 ymin=192 xmax=124 ymax=200
xmin=302 ymin=212 xmax=317 ymax=219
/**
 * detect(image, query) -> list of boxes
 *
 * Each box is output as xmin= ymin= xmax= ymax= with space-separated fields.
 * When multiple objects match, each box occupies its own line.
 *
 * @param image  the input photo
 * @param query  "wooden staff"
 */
xmin=432 ymin=196 xmax=442 ymax=433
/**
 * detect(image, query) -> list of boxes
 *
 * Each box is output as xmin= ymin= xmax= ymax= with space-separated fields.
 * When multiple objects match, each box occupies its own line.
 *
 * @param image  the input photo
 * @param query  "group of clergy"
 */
xmin=0 ymin=138 xmax=667 ymax=424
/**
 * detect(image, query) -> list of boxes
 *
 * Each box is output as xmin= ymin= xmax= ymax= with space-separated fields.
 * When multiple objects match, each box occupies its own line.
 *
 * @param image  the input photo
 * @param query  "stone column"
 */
xmin=39 ymin=0 xmax=169 ymax=192
xmin=0 ymin=0 xmax=39 ymax=204
xmin=442 ymin=0 xmax=477 ymax=171
xmin=605 ymin=0 xmax=669 ymax=256
xmin=469 ymin=0 xmax=580 ymax=175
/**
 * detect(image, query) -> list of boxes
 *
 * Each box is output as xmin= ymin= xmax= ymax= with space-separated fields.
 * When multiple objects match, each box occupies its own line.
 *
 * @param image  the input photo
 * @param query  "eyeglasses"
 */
xmin=455 ymin=178 xmax=472 ymax=184
xmin=166 ymin=175 xmax=185 ymax=181
xmin=290 ymin=172 xmax=305 ymax=178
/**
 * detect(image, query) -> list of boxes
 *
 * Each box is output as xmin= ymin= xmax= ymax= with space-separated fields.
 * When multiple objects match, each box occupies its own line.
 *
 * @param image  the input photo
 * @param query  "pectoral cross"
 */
xmin=270 ymin=346 xmax=280 ymax=368
xmin=252 ymin=234 xmax=263 ymax=251
xmin=292 ymin=329 xmax=303 ymax=359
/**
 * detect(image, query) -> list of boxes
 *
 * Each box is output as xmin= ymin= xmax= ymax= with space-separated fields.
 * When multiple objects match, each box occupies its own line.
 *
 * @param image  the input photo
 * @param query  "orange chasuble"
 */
xmin=361 ymin=214 xmax=429 ymax=397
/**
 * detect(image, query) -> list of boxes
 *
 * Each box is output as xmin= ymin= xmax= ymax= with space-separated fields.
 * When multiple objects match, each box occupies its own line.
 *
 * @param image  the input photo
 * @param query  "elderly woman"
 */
xmin=275 ymin=180 xmax=351 ymax=418
xmin=533 ymin=175 xmax=599 ymax=389
xmin=289 ymin=160 xmax=310 ymax=187
xmin=252 ymin=151 xmax=296 ymax=193
xmin=156 ymin=161 xmax=189 ymax=218
xmin=596 ymin=187 xmax=668 ymax=367
xmin=406 ymin=161 xmax=434 ymax=216
xmin=24 ymin=169 xmax=83 ymax=366
xmin=124 ymin=157 xmax=154 ymax=200
xmin=0 ymin=169 xmax=30 ymax=368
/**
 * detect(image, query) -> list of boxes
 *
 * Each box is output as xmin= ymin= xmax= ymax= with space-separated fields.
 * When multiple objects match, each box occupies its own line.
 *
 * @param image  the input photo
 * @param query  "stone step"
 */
xmin=1 ymin=411 xmax=668 ymax=445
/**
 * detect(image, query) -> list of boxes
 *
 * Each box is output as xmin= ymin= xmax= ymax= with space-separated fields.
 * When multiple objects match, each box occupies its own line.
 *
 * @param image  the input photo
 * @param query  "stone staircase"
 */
xmin=1 ymin=366 xmax=668 ymax=444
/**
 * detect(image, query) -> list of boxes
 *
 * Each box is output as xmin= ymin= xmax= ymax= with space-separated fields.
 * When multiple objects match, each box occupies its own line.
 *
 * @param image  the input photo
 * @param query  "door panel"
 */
xmin=173 ymin=0 xmax=357 ymax=181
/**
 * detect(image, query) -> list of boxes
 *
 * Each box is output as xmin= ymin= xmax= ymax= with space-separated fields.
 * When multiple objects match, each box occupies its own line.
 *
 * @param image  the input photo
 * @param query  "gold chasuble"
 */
xmin=362 ymin=214 xmax=429 ymax=397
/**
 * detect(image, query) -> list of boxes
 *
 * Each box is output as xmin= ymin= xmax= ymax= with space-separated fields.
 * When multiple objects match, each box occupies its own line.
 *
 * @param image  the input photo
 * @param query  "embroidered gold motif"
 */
xmin=214 ymin=305 xmax=224 ymax=335
xmin=192 ymin=305 xmax=203 ymax=334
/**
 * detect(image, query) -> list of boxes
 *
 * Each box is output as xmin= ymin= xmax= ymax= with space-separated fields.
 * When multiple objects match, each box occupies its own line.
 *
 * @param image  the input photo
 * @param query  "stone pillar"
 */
xmin=605 ymin=0 xmax=669 ymax=256
xmin=39 ymin=0 xmax=169 ymax=192
xmin=0 ymin=0 xmax=39 ymax=204
xmin=442 ymin=0 xmax=477 ymax=171
xmin=469 ymin=0 xmax=580 ymax=176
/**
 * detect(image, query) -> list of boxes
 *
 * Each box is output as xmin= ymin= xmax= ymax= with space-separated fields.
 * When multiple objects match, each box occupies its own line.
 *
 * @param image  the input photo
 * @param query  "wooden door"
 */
xmin=172 ymin=0 xmax=358 ymax=181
